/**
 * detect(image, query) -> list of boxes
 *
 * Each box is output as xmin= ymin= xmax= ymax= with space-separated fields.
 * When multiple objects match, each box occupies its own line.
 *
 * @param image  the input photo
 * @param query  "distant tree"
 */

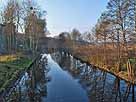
xmin=70 ymin=29 xmax=81 ymax=49
xmin=59 ymin=32 xmax=71 ymax=40
xmin=59 ymin=32 xmax=72 ymax=50
xmin=71 ymin=28 xmax=81 ymax=41
xmin=83 ymin=32 xmax=95 ymax=43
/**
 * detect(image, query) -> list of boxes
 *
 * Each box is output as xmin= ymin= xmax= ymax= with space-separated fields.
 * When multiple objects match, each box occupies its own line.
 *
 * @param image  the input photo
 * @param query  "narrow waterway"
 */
xmin=42 ymin=52 xmax=136 ymax=102
xmin=8 ymin=52 xmax=136 ymax=102
xmin=42 ymin=54 xmax=88 ymax=102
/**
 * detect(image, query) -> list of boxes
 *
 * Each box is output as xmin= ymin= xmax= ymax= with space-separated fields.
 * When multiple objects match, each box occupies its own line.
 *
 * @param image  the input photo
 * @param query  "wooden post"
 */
xmin=132 ymin=85 xmax=135 ymax=102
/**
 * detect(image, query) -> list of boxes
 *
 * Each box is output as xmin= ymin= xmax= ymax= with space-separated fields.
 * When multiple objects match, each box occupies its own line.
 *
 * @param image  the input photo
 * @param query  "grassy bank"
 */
xmin=0 ymin=54 xmax=33 ymax=92
xmin=66 ymin=45 xmax=136 ymax=84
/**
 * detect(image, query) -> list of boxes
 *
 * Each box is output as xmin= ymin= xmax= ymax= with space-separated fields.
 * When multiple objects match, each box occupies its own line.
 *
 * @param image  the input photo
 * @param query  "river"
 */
xmin=42 ymin=52 xmax=136 ymax=102
xmin=8 ymin=51 xmax=136 ymax=102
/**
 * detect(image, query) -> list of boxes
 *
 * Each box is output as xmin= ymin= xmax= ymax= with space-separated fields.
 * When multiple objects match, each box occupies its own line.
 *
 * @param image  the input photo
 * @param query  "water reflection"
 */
xmin=7 ymin=55 xmax=50 ymax=102
xmin=6 ymin=52 xmax=136 ymax=102
xmin=51 ymin=52 xmax=136 ymax=102
xmin=44 ymin=54 xmax=88 ymax=102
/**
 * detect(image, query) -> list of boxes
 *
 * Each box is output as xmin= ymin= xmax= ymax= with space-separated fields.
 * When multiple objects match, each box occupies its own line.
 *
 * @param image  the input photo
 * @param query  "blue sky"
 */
xmin=39 ymin=0 xmax=108 ymax=36
xmin=0 ymin=0 xmax=108 ymax=36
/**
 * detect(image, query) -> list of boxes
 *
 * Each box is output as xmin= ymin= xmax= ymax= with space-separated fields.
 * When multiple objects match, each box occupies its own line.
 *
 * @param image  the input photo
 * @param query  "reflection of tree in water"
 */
xmin=51 ymin=52 xmax=71 ymax=69
xmin=8 ymin=55 xmax=50 ymax=102
xmin=26 ymin=56 xmax=49 ymax=102
xmin=53 ymin=52 xmax=136 ymax=102
xmin=52 ymin=52 xmax=82 ymax=78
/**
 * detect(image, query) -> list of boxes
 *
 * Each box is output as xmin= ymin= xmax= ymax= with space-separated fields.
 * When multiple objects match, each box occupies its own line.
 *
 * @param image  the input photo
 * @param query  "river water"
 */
xmin=8 ymin=52 xmax=136 ymax=102
xmin=41 ymin=52 xmax=136 ymax=102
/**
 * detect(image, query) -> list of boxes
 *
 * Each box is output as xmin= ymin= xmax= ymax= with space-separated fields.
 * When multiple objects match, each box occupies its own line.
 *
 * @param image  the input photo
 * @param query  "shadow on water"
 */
xmin=50 ymin=51 xmax=136 ymax=102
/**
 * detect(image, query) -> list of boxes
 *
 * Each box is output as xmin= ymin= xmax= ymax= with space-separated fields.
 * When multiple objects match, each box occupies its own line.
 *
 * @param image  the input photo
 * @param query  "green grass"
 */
xmin=0 ymin=54 xmax=33 ymax=92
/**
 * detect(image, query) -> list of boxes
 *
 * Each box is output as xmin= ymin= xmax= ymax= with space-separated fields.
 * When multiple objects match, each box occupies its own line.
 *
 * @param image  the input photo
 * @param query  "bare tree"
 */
xmin=24 ymin=1 xmax=47 ymax=52
xmin=3 ymin=0 xmax=20 ymax=53
xmin=71 ymin=28 xmax=81 ymax=41
xmin=107 ymin=0 xmax=131 ymax=56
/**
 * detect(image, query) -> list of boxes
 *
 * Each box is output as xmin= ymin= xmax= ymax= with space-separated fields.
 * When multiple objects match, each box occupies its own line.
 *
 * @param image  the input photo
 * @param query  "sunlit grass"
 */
xmin=0 ymin=55 xmax=18 ymax=62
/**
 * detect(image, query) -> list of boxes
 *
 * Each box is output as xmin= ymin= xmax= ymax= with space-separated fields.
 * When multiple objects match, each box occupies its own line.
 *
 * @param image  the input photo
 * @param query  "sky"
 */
xmin=38 ymin=0 xmax=108 ymax=36
xmin=0 ymin=0 xmax=108 ymax=36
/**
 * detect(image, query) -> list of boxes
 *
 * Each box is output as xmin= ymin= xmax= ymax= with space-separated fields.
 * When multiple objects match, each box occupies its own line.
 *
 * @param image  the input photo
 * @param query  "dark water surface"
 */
xmin=41 ymin=52 xmax=136 ymax=102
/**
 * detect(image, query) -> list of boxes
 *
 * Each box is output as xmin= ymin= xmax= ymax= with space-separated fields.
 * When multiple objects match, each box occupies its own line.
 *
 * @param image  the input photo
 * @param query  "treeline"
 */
xmin=58 ymin=0 xmax=136 ymax=82
xmin=92 ymin=0 xmax=136 ymax=79
xmin=0 ymin=0 xmax=47 ymax=53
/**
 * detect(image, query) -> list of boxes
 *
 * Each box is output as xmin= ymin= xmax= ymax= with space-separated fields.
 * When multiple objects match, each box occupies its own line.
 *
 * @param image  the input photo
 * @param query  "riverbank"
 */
xmin=64 ymin=50 xmax=136 ymax=85
xmin=0 ymin=53 xmax=40 ymax=94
